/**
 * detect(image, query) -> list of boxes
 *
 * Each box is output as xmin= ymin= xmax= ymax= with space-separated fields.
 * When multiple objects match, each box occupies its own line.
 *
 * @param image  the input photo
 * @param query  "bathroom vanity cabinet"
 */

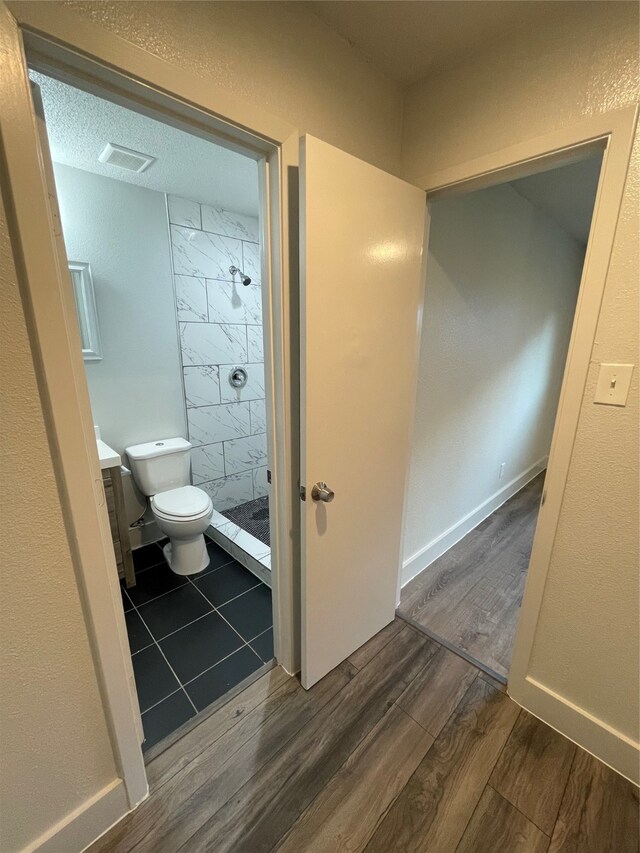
xmin=102 ymin=465 xmax=136 ymax=588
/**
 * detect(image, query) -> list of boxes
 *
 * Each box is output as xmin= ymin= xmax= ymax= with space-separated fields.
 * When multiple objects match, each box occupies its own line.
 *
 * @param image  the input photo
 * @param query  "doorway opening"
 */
xmin=31 ymin=68 xmax=277 ymax=752
xmin=399 ymin=152 xmax=603 ymax=681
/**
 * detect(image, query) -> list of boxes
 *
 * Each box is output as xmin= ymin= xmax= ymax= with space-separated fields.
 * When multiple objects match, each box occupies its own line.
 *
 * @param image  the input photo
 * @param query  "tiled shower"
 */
xmin=167 ymin=195 xmax=267 ymax=512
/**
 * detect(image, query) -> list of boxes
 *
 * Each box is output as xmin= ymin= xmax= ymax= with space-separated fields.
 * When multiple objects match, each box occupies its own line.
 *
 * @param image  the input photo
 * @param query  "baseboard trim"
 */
xmin=401 ymin=457 xmax=548 ymax=588
xmin=511 ymin=674 xmax=639 ymax=785
xmin=23 ymin=778 xmax=129 ymax=853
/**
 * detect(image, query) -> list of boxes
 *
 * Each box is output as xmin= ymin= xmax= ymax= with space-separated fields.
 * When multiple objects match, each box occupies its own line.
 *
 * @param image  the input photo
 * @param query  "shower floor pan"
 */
xmin=207 ymin=500 xmax=271 ymax=588
xmin=223 ymin=497 xmax=270 ymax=546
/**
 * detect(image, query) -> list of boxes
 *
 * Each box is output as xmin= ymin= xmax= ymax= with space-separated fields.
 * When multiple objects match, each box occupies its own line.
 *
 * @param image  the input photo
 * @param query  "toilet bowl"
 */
xmin=151 ymin=485 xmax=213 ymax=575
xmin=125 ymin=437 xmax=213 ymax=576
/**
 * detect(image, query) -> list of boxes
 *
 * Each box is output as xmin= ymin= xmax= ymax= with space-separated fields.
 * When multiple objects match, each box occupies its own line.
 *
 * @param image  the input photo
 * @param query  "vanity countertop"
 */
xmin=97 ymin=439 xmax=121 ymax=470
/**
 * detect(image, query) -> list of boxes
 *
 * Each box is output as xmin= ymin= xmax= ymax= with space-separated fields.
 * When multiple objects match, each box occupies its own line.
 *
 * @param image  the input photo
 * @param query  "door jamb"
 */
xmin=2 ymin=3 xmax=300 ymax=812
xmin=405 ymin=105 xmax=638 ymax=781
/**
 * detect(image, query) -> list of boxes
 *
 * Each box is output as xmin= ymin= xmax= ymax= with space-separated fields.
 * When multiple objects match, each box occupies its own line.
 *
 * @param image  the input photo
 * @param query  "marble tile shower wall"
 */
xmin=167 ymin=195 xmax=267 ymax=511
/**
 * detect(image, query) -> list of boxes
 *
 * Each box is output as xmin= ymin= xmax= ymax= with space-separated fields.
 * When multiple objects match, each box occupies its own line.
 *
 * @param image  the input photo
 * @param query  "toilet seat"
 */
xmin=152 ymin=485 xmax=212 ymax=520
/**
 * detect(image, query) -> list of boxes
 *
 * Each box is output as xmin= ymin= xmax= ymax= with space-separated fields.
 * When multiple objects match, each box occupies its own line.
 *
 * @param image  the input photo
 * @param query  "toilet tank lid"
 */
xmin=126 ymin=437 xmax=191 ymax=461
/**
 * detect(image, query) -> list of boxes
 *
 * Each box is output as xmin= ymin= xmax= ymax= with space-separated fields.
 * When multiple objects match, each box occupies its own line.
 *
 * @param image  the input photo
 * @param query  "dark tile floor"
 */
xmin=121 ymin=538 xmax=274 ymax=752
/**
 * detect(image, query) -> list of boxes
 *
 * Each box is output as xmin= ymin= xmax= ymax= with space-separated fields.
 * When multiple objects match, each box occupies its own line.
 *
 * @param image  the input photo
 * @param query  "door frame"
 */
xmin=2 ymin=0 xmax=300 ymax=815
xmin=406 ymin=105 xmax=638 ymax=781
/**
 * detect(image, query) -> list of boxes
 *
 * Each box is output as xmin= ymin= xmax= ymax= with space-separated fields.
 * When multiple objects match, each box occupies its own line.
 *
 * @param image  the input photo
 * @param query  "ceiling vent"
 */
xmin=98 ymin=143 xmax=156 ymax=173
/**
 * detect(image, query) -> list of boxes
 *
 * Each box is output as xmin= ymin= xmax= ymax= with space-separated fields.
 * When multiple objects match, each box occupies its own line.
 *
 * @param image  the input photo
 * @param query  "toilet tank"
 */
xmin=126 ymin=437 xmax=191 ymax=496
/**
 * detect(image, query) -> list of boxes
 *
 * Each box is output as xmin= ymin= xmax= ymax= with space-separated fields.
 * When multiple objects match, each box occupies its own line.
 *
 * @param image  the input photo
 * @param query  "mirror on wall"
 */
xmin=69 ymin=261 xmax=102 ymax=361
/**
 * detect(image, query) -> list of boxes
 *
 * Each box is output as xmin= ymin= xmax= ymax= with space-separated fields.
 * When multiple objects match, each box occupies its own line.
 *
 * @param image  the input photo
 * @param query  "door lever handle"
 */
xmin=311 ymin=481 xmax=335 ymax=503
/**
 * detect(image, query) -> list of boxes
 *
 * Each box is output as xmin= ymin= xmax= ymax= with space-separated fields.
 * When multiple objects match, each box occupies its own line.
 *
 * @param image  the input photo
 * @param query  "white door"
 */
xmin=300 ymin=136 xmax=426 ymax=687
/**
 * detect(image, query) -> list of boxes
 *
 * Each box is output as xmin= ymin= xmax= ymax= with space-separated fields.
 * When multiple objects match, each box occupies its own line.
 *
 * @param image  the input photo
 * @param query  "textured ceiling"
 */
xmin=303 ymin=1 xmax=554 ymax=85
xmin=510 ymin=157 xmax=602 ymax=247
xmin=30 ymin=72 xmax=259 ymax=216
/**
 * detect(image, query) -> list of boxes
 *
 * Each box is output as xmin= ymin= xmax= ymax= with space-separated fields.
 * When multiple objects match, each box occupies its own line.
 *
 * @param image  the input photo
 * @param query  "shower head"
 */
xmin=229 ymin=265 xmax=252 ymax=286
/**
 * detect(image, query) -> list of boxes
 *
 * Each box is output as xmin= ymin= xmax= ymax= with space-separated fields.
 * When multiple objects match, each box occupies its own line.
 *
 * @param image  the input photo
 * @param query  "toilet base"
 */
xmin=163 ymin=534 xmax=210 ymax=576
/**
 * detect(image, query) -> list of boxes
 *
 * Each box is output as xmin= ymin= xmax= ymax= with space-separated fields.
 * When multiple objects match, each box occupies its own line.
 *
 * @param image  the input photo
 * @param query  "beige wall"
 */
xmin=403 ymin=1 xmax=639 ymax=745
xmin=0 ymin=191 xmax=118 ymax=852
xmin=62 ymin=0 xmax=404 ymax=175
xmin=402 ymin=2 xmax=638 ymax=179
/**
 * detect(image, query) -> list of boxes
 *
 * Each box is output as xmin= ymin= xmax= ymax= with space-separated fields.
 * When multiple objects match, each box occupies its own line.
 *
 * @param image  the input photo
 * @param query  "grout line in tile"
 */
xmin=197 ymin=560 xmax=235 ymax=578
xmin=135 ymin=540 xmax=166 ymax=557
xmin=131 ymin=557 xmax=167 ymax=577
xmin=166 ymin=679 xmax=199 ymax=718
xmin=204 ymin=545 xmax=241 ymax=571
xmin=187 ymin=576 xmax=258 ymax=647
xmin=180 ymin=685 xmax=199 ymax=715
xmin=246 ymin=625 xmax=273 ymax=644
xmin=131 ymin=579 xmax=192 ymax=610
xmin=247 ymin=640 xmax=273 ymax=664
xmin=205 ymin=279 xmax=212 ymax=324
xmin=126 ymin=556 xmax=266 ymax=720
xmin=139 ymin=686 xmax=184 ymax=717
xmin=130 ymin=552 xmax=168 ymax=577
xmin=148 ymin=607 xmax=218 ymax=644
xmin=130 ymin=548 xmax=240 ymax=607
xmin=222 ymin=438 xmax=229 ymax=478
xmin=180 ymin=641 xmax=258 ymax=690
xmin=130 ymin=600 xmax=198 ymax=714
xmin=131 ymin=638 xmax=155 ymax=657
xmin=197 ymin=578 xmax=264 ymax=611
xmin=133 ymin=598 xmax=248 ymax=717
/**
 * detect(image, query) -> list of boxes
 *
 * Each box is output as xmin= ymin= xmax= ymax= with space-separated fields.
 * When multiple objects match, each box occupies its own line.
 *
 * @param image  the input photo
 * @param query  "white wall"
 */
xmin=403 ymin=183 xmax=584 ymax=581
xmin=402 ymin=0 xmax=639 ymax=766
xmin=53 ymin=164 xmax=186 ymax=456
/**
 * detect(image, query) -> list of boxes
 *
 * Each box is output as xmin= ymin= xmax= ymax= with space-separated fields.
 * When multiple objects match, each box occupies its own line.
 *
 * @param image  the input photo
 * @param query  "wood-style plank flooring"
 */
xmin=398 ymin=473 xmax=545 ymax=678
xmin=90 ymin=620 xmax=638 ymax=853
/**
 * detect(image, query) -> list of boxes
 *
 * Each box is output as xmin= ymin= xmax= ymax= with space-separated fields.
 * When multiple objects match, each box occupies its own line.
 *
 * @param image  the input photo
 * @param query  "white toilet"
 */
xmin=126 ymin=437 xmax=213 ymax=576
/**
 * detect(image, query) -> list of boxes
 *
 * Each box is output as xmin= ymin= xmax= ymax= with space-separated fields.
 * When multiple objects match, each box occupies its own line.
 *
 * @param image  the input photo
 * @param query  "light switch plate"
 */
xmin=593 ymin=363 xmax=634 ymax=406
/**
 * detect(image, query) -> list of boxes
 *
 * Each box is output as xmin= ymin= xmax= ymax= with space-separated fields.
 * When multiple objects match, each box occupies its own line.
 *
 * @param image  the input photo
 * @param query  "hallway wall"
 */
xmin=403 ymin=182 xmax=584 ymax=583
xmin=0 ymin=188 xmax=118 ymax=853
xmin=402 ymin=0 xmax=639 ymax=765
